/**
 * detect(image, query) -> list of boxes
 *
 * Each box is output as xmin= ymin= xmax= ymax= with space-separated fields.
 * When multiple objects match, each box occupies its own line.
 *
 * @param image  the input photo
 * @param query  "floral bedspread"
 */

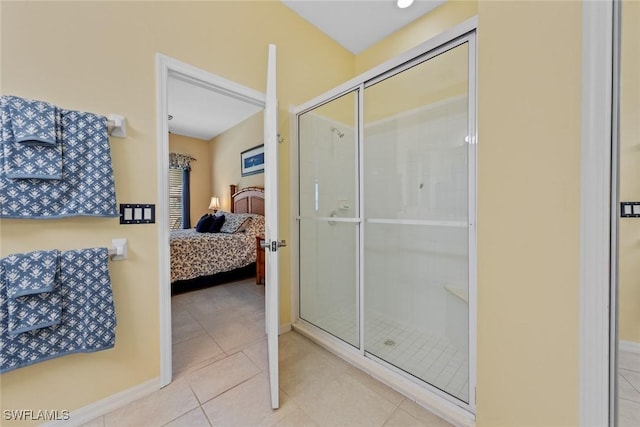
xmin=170 ymin=214 xmax=264 ymax=283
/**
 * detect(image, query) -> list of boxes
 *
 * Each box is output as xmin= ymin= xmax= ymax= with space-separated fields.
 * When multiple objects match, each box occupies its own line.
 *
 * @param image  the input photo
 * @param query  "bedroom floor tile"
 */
xmin=163 ymin=407 xmax=211 ymax=427
xmin=243 ymin=336 xmax=269 ymax=372
xmin=104 ymin=378 xmax=199 ymax=427
xmin=187 ymin=351 xmax=262 ymax=403
xmin=620 ymin=348 xmax=640 ymax=372
xmin=290 ymin=371 xmax=397 ymax=427
xmin=89 ymin=279 xmax=456 ymax=427
xmin=620 ymin=399 xmax=640 ymax=427
xmin=79 ymin=416 xmax=105 ymax=427
xmin=399 ymin=400 xmax=454 ymax=427
xmin=620 ymin=374 xmax=640 ymax=403
xmin=172 ymin=333 xmax=224 ymax=373
xmin=382 ymin=408 xmax=430 ymax=427
xmin=190 ymin=299 xmax=264 ymax=328
xmin=171 ymin=307 xmax=206 ymax=345
xmin=201 ymin=373 xmax=296 ymax=427
xmin=204 ymin=312 xmax=266 ymax=353
xmin=621 ymin=347 xmax=640 ymax=425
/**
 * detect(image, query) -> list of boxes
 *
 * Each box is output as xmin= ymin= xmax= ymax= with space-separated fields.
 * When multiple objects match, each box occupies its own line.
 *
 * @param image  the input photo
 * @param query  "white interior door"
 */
xmin=263 ymin=43 xmax=281 ymax=410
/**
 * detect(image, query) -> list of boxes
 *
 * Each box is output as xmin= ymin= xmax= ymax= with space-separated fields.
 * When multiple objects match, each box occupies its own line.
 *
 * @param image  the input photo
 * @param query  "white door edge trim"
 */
xmin=578 ymin=1 xmax=614 ymax=425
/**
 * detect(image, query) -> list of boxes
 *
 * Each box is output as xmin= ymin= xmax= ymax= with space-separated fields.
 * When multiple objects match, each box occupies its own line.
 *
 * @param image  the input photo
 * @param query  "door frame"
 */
xmin=579 ymin=0 xmax=616 ymax=426
xmin=155 ymin=54 xmax=266 ymax=386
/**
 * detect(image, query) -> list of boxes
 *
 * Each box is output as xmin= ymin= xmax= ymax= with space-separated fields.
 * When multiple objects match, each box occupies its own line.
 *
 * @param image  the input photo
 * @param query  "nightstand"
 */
xmin=256 ymin=235 xmax=265 ymax=285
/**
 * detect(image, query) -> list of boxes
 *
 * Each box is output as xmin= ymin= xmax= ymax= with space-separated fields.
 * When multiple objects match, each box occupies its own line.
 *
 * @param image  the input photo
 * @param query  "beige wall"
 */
xmin=169 ymin=134 xmax=212 ymax=226
xmin=356 ymin=1 xmax=581 ymax=426
xmin=476 ymin=2 xmax=581 ymax=425
xmin=619 ymin=0 xmax=640 ymax=344
xmin=210 ymin=112 xmax=265 ymax=212
xmin=0 ymin=1 xmax=353 ymax=424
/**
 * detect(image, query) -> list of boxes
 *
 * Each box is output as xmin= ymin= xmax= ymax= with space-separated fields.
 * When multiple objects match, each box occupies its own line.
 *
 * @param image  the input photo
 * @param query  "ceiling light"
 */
xmin=397 ymin=0 xmax=414 ymax=9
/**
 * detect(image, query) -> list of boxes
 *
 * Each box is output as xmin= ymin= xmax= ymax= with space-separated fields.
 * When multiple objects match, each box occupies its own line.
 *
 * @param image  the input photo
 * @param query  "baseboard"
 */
xmin=620 ymin=340 xmax=640 ymax=355
xmin=279 ymin=322 xmax=292 ymax=335
xmin=42 ymin=378 xmax=160 ymax=427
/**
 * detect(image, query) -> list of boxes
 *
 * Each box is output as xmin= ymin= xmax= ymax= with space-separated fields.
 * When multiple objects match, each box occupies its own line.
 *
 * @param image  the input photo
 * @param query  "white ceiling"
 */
xmin=168 ymin=75 xmax=262 ymax=141
xmin=282 ymin=0 xmax=446 ymax=54
xmin=168 ymin=0 xmax=445 ymax=140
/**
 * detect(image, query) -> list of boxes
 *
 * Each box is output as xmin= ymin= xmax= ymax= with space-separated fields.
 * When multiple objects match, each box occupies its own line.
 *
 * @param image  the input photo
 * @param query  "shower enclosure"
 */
xmin=294 ymin=22 xmax=477 ymax=413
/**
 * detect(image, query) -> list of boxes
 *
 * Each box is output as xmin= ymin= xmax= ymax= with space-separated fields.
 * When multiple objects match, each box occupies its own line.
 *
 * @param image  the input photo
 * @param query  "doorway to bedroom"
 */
xmin=157 ymin=55 xmax=269 ymax=385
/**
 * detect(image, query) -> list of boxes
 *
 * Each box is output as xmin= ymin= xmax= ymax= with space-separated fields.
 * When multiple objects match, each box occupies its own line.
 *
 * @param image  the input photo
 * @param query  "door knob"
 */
xmin=260 ymin=239 xmax=286 ymax=251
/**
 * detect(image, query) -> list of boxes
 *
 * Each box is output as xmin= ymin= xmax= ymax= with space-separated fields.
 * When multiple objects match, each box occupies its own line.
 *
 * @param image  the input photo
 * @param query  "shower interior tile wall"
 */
xmin=299 ymin=112 xmax=357 ymax=219
xmin=365 ymin=224 xmax=468 ymax=336
xmin=364 ymin=96 xmax=468 ymax=221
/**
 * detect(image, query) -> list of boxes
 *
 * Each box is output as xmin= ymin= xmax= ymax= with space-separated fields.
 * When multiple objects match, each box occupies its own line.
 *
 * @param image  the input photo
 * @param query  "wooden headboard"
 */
xmin=230 ymin=185 xmax=264 ymax=215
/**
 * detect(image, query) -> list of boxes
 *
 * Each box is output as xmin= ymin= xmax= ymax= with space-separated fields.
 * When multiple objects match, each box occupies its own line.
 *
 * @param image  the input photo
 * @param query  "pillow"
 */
xmin=219 ymin=212 xmax=253 ymax=234
xmin=208 ymin=214 xmax=225 ymax=233
xmin=195 ymin=214 xmax=213 ymax=232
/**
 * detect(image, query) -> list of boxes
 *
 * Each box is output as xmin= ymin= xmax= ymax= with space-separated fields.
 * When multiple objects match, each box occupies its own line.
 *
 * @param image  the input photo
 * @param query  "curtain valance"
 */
xmin=169 ymin=152 xmax=195 ymax=170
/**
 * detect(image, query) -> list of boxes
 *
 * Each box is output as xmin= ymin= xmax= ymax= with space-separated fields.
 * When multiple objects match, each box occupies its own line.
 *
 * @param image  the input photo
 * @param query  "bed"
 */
xmin=170 ymin=185 xmax=265 ymax=294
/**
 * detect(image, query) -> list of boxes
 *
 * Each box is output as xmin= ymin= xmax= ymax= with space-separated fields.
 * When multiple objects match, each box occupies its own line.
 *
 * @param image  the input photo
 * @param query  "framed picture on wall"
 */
xmin=241 ymin=144 xmax=265 ymax=177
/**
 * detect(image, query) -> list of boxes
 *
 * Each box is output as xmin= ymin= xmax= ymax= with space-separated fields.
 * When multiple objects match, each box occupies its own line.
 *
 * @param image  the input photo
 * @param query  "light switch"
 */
xmin=119 ymin=204 xmax=156 ymax=224
xmin=621 ymin=202 xmax=640 ymax=218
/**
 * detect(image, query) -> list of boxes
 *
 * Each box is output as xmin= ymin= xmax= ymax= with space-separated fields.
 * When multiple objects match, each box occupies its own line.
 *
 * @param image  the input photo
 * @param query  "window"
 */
xmin=169 ymin=168 xmax=184 ymax=229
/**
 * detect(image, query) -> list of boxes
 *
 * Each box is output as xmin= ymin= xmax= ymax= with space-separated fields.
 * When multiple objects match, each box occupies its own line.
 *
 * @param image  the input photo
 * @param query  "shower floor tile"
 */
xmin=315 ymin=308 xmax=469 ymax=402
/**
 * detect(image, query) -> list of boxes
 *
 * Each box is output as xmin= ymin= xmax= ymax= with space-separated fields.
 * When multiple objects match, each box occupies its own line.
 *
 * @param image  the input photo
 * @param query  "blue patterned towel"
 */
xmin=4 ymin=250 xmax=59 ymax=297
xmin=2 ymin=96 xmax=63 ymax=180
xmin=0 ymin=248 xmax=116 ymax=373
xmin=7 ymin=96 xmax=57 ymax=145
xmin=3 ymin=250 xmax=62 ymax=335
xmin=0 ymin=96 xmax=118 ymax=218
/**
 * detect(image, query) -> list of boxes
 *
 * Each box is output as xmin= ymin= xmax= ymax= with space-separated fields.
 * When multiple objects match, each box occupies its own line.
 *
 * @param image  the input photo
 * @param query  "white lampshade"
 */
xmin=208 ymin=196 xmax=220 ymax=210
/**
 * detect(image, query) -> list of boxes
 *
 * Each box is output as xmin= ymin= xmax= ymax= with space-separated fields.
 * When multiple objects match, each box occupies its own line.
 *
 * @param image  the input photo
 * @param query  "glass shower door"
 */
xmin=298 ymin=91 xmax=360 ymax=348
xmin=363 ymin=42 xmax=472 ymax=402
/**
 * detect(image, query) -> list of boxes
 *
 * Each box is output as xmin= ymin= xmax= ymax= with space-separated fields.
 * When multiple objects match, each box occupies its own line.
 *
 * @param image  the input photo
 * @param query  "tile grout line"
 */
xmin=196 ymin=370 xmax=264 ymax=408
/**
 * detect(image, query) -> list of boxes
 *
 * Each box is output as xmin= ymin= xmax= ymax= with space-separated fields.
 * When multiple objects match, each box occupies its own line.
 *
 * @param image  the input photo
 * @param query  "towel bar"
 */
xmin=107 ymin=114 xmax=126 ymax=138
xmin=108 ymin=238 xmax=127 ymax=261
xmin=108 ymin=248 xmax=119 ymax=260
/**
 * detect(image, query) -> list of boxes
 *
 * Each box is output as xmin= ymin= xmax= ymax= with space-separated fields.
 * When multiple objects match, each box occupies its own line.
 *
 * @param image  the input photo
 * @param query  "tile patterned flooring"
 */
xmin=82 ymin=278 xmax=453 ymax=427
xmin=619 ymin=347 xmax=640 ymax=427
xmin=316 ymin=309 xmax=468 ymax=402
